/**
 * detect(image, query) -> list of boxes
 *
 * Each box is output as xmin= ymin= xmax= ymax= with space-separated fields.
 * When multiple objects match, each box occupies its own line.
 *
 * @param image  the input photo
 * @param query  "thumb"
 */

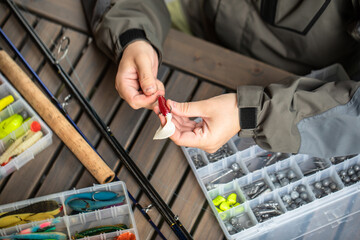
xmin=169 ymin=100 xmax=205 ymax=118
xmin=136 ymin=56 xmax=157 ymax=96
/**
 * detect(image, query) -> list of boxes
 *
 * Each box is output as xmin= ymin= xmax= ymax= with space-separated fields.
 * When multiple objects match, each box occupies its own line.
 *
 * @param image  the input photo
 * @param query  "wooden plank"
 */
xmin=193 ymin=205 xmax=224 ymax=240
xmin=134 ymin=142 xmax=189 ymax=239
xmin=0 ymin=12 xmax=36 ymax=58
xmin=35 ymin=62 xmax=114 ymax=197
xmin=19 ymin=19 xmax=62 ymax=72
xmin=14 ymin=0 xmax=88 ymax=33
xmin=0 ymin=3 xmax=10 ymax=24
xmin=163 ymin=29 xmax=293 ymax=90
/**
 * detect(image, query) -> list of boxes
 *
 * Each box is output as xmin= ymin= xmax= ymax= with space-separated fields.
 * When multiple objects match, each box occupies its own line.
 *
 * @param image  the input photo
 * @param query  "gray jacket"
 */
xmin=83 ymin=0 xmax=360 ymax=158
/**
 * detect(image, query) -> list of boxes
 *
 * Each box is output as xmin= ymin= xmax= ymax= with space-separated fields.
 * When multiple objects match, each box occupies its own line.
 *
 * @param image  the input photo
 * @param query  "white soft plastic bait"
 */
xmin=153 ymin=113 xmax=176 ymax=140
xmin=153 ymin=96 xmax=175 ymax=140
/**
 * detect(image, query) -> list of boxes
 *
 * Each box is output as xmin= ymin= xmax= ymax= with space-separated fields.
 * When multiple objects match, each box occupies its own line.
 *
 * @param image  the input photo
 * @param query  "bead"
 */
xmin=353 ymin=164 xmax=360 ymax=172
xmin=280 ymin=178 xmax=290 ymax=186
xmin=229 ymin=217 xmax=238 ymax=226
xmin=348 ymin=168 xmax=355 ymax=176
xmin=314 ymin=182 xmax=322 ymax=189
xmin=276 ymin=171 xmax=286 ymax=180
xmin=213 ymin=195 xmax=226 ymax=206
xmin=287 ymin=170 xmax=296 ymax=179
xmin=274 ymin=182 xmax=281 ymax=188
xmin=300 ymin=192 xmax=308 ymax=200
xmin=220 ymin=201 xmax=231 ymax=211
xmin=351 ymin=174 xmax=358 ymax=182
xmin=290 ymin=191 xmax=299 ymax=200
xmin=216 ymin=207 xmax=223 ymax=213
xmin=269 ymin=174 xmax=277 ymax=182
xmin=295 ymin=198 xmax=302 ymax=204
xmin=323 ymin=187 xmax=332 ymax=195
xmin=329 ymin=182 xmax=337 ymax=190
xmin=282 ymin=194 xmax=292 ymax=204
xmin=290 ymin=203 xmax=297 ymax=209
xmin=298 ymin=200 xmax=307 ymax=206
xmin=322 ymin=179 xmax=330 ymax=187
xmin=339 ymin=170 xmax=347 ymax=177
xmin=227 ymin=193 xmax=237 ymax=205
xmin=296 ymin=184 xmax=306 ymax=193
xmin=225 ymin=222 xmax=234 ymax=232
xmin=343 ymin=176 xmax=351 ymax=183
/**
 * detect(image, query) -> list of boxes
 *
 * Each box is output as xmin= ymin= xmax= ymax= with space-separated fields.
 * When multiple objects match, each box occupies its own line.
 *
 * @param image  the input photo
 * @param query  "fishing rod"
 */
xmin=0 ymin=28 xmax=167 ymax=240
xmin=5 ymin=1 xmax=192 ymax=239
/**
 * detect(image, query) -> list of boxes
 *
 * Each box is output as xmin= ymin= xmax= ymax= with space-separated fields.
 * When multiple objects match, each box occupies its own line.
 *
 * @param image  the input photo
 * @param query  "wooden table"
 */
xmin=0 ymin=1 xmax=292 ymax=239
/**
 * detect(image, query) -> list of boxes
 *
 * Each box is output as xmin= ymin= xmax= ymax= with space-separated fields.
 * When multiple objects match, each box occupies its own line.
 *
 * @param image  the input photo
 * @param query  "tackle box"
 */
xmin=181 ymin=63 xmax=360 ymax=239
xmin=182 ymin=136 xmax=360 ymax=240
xmin=0 ymin=73 xmax=53 ymax=179
xmin=0 ymin=181 xmax=139 ymax=239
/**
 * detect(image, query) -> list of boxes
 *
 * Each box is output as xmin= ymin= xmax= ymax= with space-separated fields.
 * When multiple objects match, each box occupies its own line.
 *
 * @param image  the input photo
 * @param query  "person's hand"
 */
xmin=154 ymin=93 xmax=241 ymax=153
xmin=115 ymin=40 xmax=165 ymax=109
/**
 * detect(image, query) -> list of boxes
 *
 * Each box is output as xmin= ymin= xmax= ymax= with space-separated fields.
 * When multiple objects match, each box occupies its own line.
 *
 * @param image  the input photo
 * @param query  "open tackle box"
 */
xmin=0 ymin=73 xmax=53 ymax=179
xmin=0 ymin=181 xmax=139 ymax=240
xmin=182 ymin=135 xmax=360 ymax=239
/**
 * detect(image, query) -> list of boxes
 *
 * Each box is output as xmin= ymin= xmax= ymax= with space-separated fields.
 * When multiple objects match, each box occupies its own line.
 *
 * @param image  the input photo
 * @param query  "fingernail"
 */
xmin=145 ymin=86 xmax=155 ymax=93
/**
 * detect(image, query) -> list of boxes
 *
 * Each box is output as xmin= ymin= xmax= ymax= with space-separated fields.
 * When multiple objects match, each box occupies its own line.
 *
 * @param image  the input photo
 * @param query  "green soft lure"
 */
xmin=0 ymin=232 xmax=67 ymax=240
xmin=73 ymin=224 xmax=128 ymax=239
xmin=67 ymin=196 xmax=125 ymax=212
xmin=65 ymin=191 xmax=118 ymax=205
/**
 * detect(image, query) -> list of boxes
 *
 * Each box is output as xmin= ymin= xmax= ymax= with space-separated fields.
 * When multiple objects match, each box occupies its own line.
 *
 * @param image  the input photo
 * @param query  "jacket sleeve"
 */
xmin=87 ymin=0 xmax=171 ymax=63
xmin=237 ymin=64 xmax=360 ymax=158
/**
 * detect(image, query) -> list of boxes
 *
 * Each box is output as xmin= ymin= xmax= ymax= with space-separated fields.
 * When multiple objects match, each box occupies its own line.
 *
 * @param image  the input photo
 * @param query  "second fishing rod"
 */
xmin=5 ymin=1 xmax=192 ymax=239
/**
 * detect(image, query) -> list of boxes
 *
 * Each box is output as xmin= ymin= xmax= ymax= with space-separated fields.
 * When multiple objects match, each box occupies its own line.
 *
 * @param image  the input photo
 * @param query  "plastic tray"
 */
xmin=182 ymin=135 xmax=360 ymax=239
xmin=0 ymin=181 xmax=139 ymax=240
xmin=0 ymin=73 xmax=53 ymax=179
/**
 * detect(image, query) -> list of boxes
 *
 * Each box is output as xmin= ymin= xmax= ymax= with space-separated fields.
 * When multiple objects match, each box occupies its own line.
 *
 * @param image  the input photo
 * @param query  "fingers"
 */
xmin=135 ymin=56 xmax=158 ymax=96
xmin=168 ymin=99 xmax=206 ymax=118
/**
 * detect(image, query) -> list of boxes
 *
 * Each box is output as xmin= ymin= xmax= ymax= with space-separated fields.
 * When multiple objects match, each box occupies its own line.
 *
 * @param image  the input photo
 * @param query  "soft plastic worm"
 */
xmin=64 ymin=191 xmax=118 ymax=205
xmin=153 ymin=96 xmax=175 ymax=140
xmin=67 ymin=196 xmax=125 ymax=212
xmin=73 ymin=224 xmax=128 ymax=239
xmin=0 ymin=232 xmax=67 ymax=239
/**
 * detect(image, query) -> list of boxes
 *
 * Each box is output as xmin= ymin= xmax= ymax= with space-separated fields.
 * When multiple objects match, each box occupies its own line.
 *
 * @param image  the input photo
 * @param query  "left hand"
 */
xmin=154 ymin=93 xmax=241 ymax=153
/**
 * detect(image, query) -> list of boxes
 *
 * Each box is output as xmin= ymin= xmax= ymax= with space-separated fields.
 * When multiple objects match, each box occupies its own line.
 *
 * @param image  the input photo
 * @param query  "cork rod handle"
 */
xmin=0 ymin=50 xmax=115 ymax=184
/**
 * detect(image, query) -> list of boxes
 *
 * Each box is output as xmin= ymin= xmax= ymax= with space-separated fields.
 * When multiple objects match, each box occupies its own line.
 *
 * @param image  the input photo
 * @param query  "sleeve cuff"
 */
xmin=117 ymin=29 xmax=162 ymax=66
xmin=237 ymin=85 xmax=264 ymax=137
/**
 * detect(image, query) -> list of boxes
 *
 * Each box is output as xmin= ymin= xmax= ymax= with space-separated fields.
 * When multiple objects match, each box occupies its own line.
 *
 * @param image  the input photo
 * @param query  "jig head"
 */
xmin=153 ymin=96 xmax=175 ymax=140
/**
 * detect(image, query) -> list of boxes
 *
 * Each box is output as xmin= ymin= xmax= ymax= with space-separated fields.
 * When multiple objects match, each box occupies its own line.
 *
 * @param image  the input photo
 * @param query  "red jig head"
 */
xmin=158 ymin=96 xmax=170 ymax=116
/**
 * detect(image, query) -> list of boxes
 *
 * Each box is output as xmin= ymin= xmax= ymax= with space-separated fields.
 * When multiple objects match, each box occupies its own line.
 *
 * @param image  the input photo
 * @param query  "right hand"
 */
xmin=115 ymin=40 xmax=165 ymax=109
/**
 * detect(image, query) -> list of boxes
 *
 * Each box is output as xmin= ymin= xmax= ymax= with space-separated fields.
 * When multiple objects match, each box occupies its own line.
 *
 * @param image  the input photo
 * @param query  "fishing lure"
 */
xmin=153 ymin=96 xmax=175 ymax=140
xmin=0 ymin=200 xmax=61 ymax=228
xmin=0 ymin=232 xmax=67 ymax=239
xmin=0 ymin=110 xmax=28 ymax=139
xmin=0 ymin=121 xmax=43 ymax=166
xmin=65 ymin=191 xmax=118 ymax=205
xmin=19 ymin=218 xmax=60 ymax=234
xmin=114 ymin=232 xmax=136 ymax=240
xmin=67 ymin=196 xmax=125 ymax=212
xmin=73 ymin=224 xmax=128 ymax=239
xmin=0 ymin=95 xmax=14 ymax=112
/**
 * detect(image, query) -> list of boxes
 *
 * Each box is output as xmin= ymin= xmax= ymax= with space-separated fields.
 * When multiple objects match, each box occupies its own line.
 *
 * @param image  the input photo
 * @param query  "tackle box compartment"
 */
xmin=0 ymin=73 xmax=53 ymax=179
xmin=182 ymin=135 xmax=360 ymax=240
xmin=0 ymin=181 xmax=139 ymax=240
